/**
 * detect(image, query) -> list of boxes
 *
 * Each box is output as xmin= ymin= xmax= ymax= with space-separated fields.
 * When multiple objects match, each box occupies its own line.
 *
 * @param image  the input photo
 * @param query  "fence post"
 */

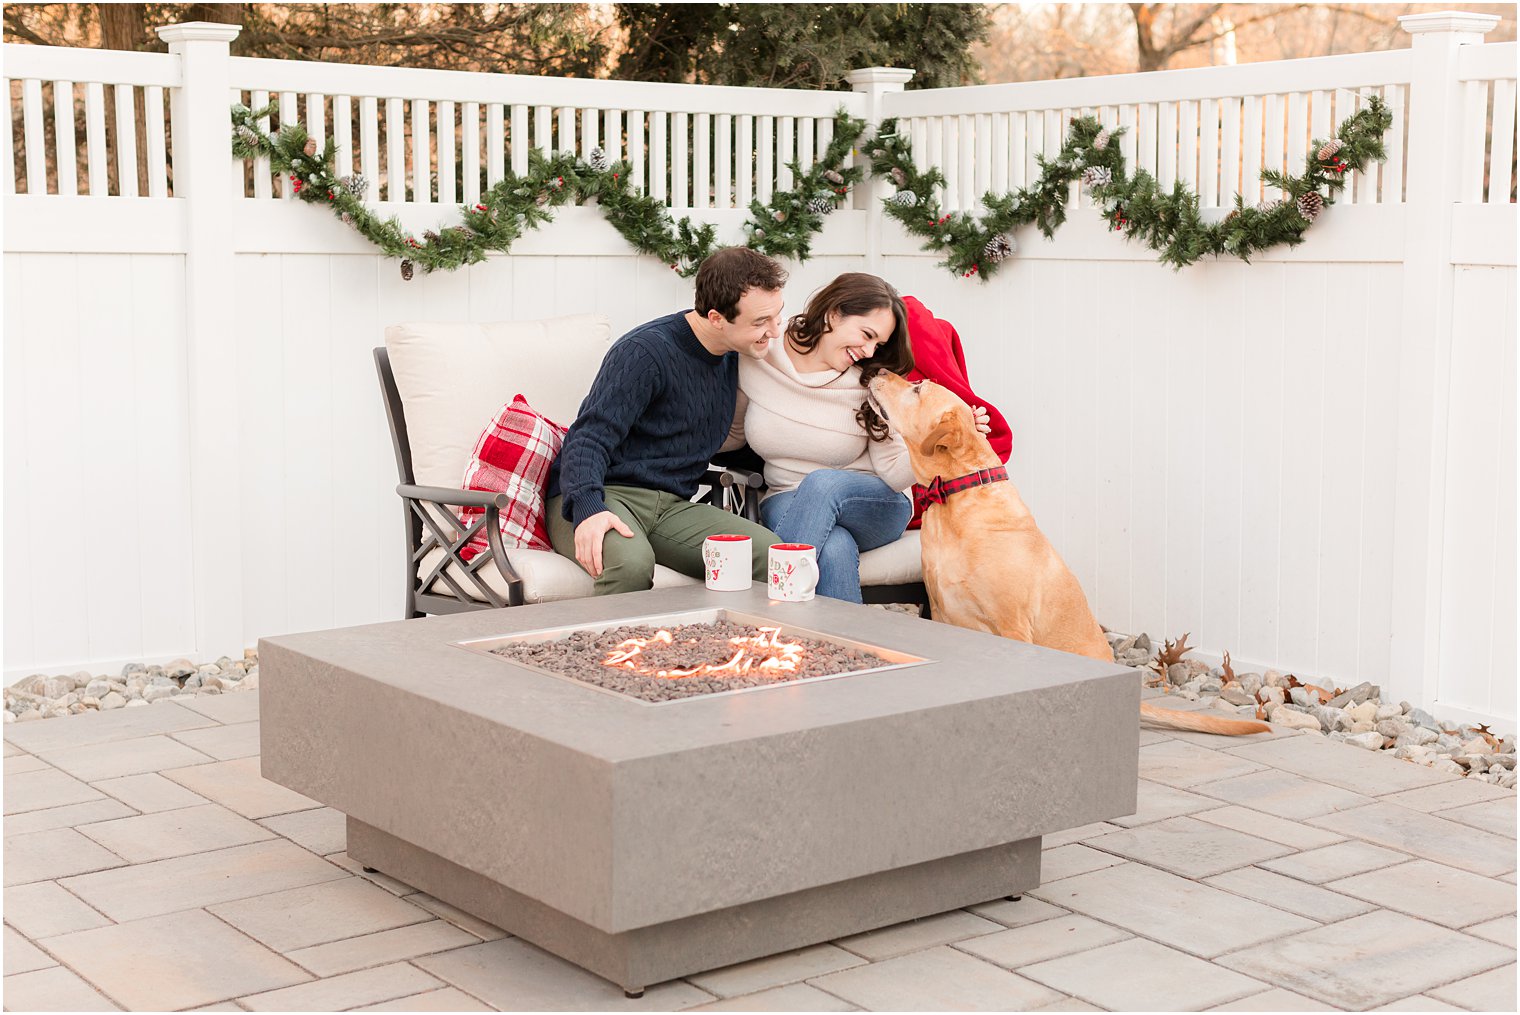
xmin=1389 ymin=12 xmax=1499 ymax=709
xmin=847 ymin=67 xmax=914 ymax=273
xmin=157 ymin=20 xmax=246 ymax=661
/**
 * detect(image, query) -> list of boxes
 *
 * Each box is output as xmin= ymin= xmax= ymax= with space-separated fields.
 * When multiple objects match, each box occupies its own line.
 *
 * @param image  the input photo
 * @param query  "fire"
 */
xmin=602 ymin=626 xmax=805 ymax=680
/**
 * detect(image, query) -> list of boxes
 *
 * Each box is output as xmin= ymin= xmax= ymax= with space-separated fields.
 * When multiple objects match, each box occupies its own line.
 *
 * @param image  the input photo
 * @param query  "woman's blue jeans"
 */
xmin=759 ymin=469 xmax=913 ymax=603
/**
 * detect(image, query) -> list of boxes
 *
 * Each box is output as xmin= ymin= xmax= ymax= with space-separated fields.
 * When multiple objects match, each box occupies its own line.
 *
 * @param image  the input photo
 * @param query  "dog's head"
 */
xmin=867 ymin=373 xmax=998 ymax=480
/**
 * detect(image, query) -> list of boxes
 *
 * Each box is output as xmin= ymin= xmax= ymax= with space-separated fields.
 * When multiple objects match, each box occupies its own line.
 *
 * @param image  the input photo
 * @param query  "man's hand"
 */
xmin=574 ymin=511 xmax=635 ymax=577
xmin=972 ymin=405 xmax=992 ymax=435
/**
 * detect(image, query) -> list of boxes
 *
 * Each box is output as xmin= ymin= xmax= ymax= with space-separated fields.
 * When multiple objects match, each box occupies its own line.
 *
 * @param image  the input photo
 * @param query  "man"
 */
xmin=546 ymin=247 xmax=783 ymax=593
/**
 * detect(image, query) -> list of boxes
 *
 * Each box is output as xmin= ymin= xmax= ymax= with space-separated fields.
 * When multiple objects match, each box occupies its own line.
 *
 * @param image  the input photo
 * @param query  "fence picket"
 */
xmin=991 ymin=111 xmax=1009 ymax=195
xmin=280 ymin=91 xmax=298 ymax=199
xmin=333 ymin=94 xmax=352 ymax=180
xmin=3 ymin=78 xmax=14 ymax=195
xmin=651 ymin=112 xmax=668 ymax=201
xmin=757 ymin=114 xmax=773 ymax=202
xmin=672 ymin=110 xmax=689 ymax=208
xmin=1460 ymin=79 xmax=1489 ymax=202
xmin=53 ymin=81 xmax=77 ymax=196
xmin=1136 ymin=103 xmax=1157 ymax=177
xmin=973 ymin=114 xmax=990 ymax=211
xmin=384 ymin=96 xmax=404 ymax=202
xmin=1200 ymin=97 xmax=1219 ymax=207
xmin=581 ymin=106 xmax=598 ymax=159
xmin=1488 ymin=78 xmax=1515 ymax=203
xmin=1220 ymin=96 xmax=1240 ymax=206
xmin=358 ymin=95 xmax=378 ymax=204
xmin=1241 ymin=94 xmax=1262 ymax=205
xmin=1286 ymin=90 xmax=1308 ymax=185
xmin=735 ymin=114 xmax=751 ymax=206
xmin=306 ymin=91 xmax=326 ymax=150
xmin=463 ymin=102 xmax=482 ymax=202
xmin=22 ymin=78 xmax=43 ymax=194
xmin=798 ymin=115 xmax=814 ymax=176
xmin=927 ymin=116 xmax=946 ymax=204
xmin=1263 ymin=92 xmax=1284 ymax=201
xmin=557 ymin=106 xmax=575 ymax=157
xmin=84 ymin=81 xmax=107 ymax=196
xmin=603 ymin=107 xmax=622 ymax=168
xmin=533 ymin=104 xmax=550 ymax=157
xmin=1157 ymin=100 xmax=1177 ymax=191
xmin=489 ymin=101 xmax=509 ymax=186
xmin=693 ymin=112 xmax=709 ymax=209
xmin=1180 ymin=99 xmax=1199 ymax=193
xmin=715 ymin=113 xmax=732 ymax=209
xmin=630 ymin=110 xmax=646 ymax=193
xmin=777 ymin=115 xmax=794 ymax=192
xmin=438 ymin=100 xmax=455 ymax=205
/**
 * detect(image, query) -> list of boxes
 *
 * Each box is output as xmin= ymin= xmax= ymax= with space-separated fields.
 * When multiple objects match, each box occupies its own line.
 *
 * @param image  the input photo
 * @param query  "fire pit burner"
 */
xmin=457 ymin=607 xmax=929 ymax=704
xmin=487 ymin=620 xmax=889 ymax=702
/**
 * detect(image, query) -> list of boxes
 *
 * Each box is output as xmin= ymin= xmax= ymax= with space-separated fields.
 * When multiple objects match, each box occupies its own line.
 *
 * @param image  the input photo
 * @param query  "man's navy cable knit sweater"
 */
xmin=549 ymin=311 xmax=736 ymax=526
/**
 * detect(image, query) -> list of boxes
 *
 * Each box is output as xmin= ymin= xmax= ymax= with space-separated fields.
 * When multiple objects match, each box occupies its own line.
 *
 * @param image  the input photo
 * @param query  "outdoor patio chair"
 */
xmin=376 ymin=315 xmax=928 ymax=617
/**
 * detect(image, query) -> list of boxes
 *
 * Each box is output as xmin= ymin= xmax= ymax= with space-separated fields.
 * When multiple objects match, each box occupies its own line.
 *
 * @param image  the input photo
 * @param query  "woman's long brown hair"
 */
xmin=784 ymin=273 xmax=914 ymax=442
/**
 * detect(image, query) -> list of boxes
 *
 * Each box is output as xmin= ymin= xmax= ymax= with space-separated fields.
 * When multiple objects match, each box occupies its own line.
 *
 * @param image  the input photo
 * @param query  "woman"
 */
xmin=727 ymin=272 xmax=917 ymax=603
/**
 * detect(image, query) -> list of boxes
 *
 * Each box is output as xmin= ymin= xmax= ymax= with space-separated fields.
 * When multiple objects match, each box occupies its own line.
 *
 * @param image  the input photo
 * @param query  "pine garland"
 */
xmin=869 ymin=96 xmax=1392 ymax=279
xmin=231 ymin=104 xmax=867 ymax=279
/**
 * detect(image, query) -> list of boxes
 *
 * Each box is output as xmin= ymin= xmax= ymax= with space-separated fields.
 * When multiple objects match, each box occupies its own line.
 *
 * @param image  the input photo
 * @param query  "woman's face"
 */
xmin=815 ymin=305 xmax=897 ymax=372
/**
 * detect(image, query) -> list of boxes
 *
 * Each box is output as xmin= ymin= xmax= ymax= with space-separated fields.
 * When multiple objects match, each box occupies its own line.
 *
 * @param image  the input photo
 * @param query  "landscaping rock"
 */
xmin=1344 ymin=731 xmax=1385 ymax=752
xmin=165 ymin=658 xmax=196 ymax=679
xmin=1377 ymin=718 xmax=1410 ymax=740
xmin=1408 ymin=708 xmax=1439 ymax=730
xmin=99 ymin=691 xmax=126 ymax=710
xmin=1270 ymin=706 xmax=1321 ymax=731
xmin=143 ymin=685 xmax=177 ymax=703
xmin=125 ymin=698 xmax=149 ymax=708
xmin=1430 ymin=758 xmax=1465 ymax=777
xmin=1220 ymin=684 xmax=1255 ymax=706
xmin=1238 ymin=672 xmax=1263 ymax=696
xmin=1374 ymin=703 xmax=1403 ymax=721
xmin=1259 ymin=686 xmax=1286 ymax=708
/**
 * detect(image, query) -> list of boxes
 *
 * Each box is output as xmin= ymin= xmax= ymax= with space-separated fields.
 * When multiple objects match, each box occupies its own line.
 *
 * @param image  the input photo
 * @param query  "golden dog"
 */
xmin=869 ymin=372 xmax=1268 ymax=736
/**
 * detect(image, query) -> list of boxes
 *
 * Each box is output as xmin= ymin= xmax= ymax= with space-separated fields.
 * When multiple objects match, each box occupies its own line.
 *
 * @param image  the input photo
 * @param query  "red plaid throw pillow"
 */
xmin=458 ymin=394 xmax=567 ymax=558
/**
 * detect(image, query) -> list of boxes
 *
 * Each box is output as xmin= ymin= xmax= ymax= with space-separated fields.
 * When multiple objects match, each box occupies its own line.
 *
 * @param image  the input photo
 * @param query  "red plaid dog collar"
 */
xmin=915 ymin=466 xmax=1009 ymax=512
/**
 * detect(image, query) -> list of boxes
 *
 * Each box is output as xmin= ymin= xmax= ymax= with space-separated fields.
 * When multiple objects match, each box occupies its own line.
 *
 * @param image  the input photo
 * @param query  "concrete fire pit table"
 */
xmin=261 ymin=583 xmax=1138 ymax=995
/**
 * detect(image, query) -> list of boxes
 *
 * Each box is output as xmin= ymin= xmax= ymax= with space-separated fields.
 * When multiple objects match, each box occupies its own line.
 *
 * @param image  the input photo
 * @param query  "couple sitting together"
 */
xmin=545 ymin=246 xmax=1009 ymax=603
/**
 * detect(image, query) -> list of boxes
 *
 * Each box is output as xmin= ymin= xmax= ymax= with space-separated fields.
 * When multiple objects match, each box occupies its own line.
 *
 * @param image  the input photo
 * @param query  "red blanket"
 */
xmin=902 ymin=296 xmax=1012 ymax=529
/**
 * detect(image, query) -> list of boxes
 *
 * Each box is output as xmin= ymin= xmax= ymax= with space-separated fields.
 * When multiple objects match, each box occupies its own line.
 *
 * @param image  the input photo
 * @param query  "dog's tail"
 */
xmin=1139 ymin=700 xmax=1271 ymax=736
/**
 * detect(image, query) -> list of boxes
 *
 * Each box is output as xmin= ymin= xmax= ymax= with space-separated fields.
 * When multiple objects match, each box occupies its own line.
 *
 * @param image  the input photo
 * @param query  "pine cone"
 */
xmin=890 ymin=166 xmax=907 ymax=188
xmin=303 ymin=138 xmax=317 ymax=157
xmin=807 ymin=196 xmax=833 ymax=215
xmin=983 ymin=233 xmax=1015 ymax=263
xmin=588 ymin=147 xmax=610 ymax=172
xmin=400 ymin=259 xmax=414 ymax=281
xmin=773 ymin=210 xmax=788 ymax=223
xmin=234 ymin=125 xmax=260 ymax=149
xmin=889 ymin=190 xmax=918 ymax=208
xmin=1081 ymin=166 xmax=1113 ymax=190
xmin=1317 ymin=138 xmax=1344 ymax=161
xmin=341 ymin=174 xmax=369 ymax=199
xmin=1094 ymin=128 xmax=1112 ymax=151
xmin=1296 ymin=191 xmax=1325 ymax=221
xmin=823 ymin=169 xmax=845 ymax=185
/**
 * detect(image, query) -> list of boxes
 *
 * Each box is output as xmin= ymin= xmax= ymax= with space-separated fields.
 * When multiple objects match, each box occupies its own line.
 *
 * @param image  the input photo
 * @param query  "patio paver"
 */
xmin=1029 ymin=862 xmax=1317 ymax=958
xmin=0 ymin=965 xmax=122 ymax=1011
xmin=1306 ymin=801 xmax=1517 ymax=877
xmin=1223 ymin=736 xmax=1455 ymax=795
xmin=1202 ymin=865 xmax=1379 ymax=923
xmin=809 ymin=944 xmax=1064 ymax=1011
xmin=1082 ymin=815 xmax=1295 ymax=878
xmin=686 ymin=943 xmax=866 ymax=998
xmin=1019 ymin=937 xmax=1265 ymax=1011
xmin=41 ymin=908 xmax=311 ymax=1011
xmin=4 ymin=689 xmax=1512 ymax=1012
xmin=1327 ymin=859 xmax=1518 ymax=929
xmin=38 ymin=734 xmax=214 ymax=782
xmin=1215 ymin=909 xmax=1514 ymax=1009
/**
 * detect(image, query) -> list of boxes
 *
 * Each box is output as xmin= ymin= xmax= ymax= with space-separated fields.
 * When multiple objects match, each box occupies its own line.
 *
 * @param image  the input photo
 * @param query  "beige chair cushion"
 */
xmin=858 ymin=529 xmax=924 ymax=586
xmin=385 ymin=316 xmax=612 ymax=490
xmin=419 ymin=546 xmax=700 ymax=605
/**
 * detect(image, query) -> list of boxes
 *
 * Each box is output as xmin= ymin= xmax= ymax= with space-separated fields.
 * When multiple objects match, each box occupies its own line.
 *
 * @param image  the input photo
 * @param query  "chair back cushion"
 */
xmin=459 ymin=395 xmax=567 ymax=555
xmin=385 ymin=316 xmax=612 ymax=489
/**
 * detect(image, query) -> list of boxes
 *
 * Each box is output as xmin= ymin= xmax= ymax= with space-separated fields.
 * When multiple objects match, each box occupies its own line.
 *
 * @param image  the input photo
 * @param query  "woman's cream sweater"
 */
xmin=728 ymin=341 xmax=915 ymax=498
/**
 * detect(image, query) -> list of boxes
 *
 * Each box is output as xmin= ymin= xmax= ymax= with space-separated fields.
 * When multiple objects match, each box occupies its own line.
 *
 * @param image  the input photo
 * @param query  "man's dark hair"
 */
xmin=693 ymin=247 xmax=787 ymax=321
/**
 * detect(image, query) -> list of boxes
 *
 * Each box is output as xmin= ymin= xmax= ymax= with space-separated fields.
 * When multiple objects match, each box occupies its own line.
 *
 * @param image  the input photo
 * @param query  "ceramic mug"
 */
xmin=702 ymin=534 xmax=753 ymax=591
xmin=767 ymin=543 xmax=818 ymax=602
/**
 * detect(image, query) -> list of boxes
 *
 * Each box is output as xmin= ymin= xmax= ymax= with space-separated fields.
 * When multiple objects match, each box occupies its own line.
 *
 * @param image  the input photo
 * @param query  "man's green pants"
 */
xmin=547 ymin=486 xmax=777 ymax=596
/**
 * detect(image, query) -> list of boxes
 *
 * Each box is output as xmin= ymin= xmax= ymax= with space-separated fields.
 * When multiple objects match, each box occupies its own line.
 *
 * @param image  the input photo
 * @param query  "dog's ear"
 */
xmin=918 ymin=411 xmax=964 ymax=457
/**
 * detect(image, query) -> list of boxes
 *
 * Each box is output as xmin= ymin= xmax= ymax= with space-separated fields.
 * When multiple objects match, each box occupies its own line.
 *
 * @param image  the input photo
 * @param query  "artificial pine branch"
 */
xmin=869 ymin=95 xmax=1392 ymax=280
xmin=231 ymin=104 xmax=865 ymax=279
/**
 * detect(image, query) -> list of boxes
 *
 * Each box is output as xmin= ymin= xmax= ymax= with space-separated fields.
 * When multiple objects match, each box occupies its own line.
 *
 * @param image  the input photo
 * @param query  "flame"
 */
xmin=602 ymin=626 xmax=805 ymax=680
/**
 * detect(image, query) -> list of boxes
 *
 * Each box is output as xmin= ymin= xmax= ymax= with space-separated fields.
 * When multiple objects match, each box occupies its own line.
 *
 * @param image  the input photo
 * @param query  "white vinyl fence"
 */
xmin=4 ymin=15 xmax=1515 ymax=727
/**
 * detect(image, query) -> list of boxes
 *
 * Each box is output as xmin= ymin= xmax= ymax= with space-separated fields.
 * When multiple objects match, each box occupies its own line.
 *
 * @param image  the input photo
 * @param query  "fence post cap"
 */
xmin=156 ymin=21 xmax=243 ymax=44
xmin=1397 ymin=11 xmax=1501 ymax=35
xmin=845 ymin=68 xmax=916 ymax=89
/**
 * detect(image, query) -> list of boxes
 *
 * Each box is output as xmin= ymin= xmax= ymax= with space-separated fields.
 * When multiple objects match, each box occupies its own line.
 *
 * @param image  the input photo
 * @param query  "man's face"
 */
xmin=709 ymin=287 xmax=784 ymax=359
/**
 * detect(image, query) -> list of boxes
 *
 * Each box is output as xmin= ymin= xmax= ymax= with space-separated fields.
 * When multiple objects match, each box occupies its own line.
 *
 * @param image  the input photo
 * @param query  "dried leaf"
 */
xmin=1221 ymin=650 xmax=1235 ymax=684
xmin=1255 ymin=703 xmax=1269 ymax=721
xmin=1303 ymin=683 xmax=1334 ymax=705
xmin=1157 ymin=633 xmax=1193 ymax=670
xmin=1476 ymin=723 xmax=1501 ymax=749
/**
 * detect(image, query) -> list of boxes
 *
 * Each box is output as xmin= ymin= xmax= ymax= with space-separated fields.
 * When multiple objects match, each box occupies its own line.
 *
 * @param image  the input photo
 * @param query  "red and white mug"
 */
xmin=768 ymin=543 xmax=818 ymax=602
xmin=702 ymin=534 xmax=753 ymax=591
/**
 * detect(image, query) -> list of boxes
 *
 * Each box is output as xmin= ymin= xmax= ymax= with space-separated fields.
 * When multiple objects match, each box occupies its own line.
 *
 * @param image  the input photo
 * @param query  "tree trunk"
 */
xmin=98 ymin=3 xmax=149 ymax=52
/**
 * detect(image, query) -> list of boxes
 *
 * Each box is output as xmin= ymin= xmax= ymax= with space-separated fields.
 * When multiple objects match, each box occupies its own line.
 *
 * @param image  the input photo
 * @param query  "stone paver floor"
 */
xmin=3 ymin=691 xmax=1515 ymax=1011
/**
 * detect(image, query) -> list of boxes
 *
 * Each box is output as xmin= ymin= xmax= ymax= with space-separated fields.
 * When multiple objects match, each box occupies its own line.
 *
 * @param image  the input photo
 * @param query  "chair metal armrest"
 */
xmin=715 ymin=465 xmax=765 ymax=490
xmin=395 ymin=484 xmax=525 ymax=605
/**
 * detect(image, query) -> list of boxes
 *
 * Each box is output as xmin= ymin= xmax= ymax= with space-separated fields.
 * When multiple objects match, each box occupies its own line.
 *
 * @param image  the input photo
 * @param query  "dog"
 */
xmin=868 ymin=372 xmax=1268 ymax=736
